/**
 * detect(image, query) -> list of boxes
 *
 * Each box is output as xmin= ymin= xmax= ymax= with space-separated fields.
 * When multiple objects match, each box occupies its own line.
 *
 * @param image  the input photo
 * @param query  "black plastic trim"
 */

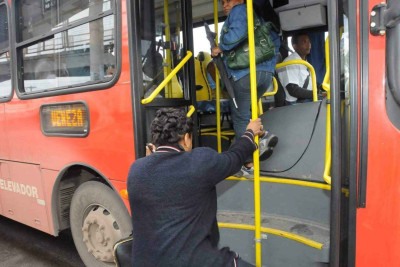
xmin=11 ymin=0 xmax=122 ymax=100
xmin=347 ymin=0 xmax=360 ymax=264
xmin=14 ymin=10 xmax=114 ymax=48
xmin=358 ymin=0 xmax=369 ymax=208
xmin=142 ymin=99 xmax=193 ymax=108
xmin=0 ymin=1 xmax=13 ymax=103
xmin=181 ymin=0 xmax=199 ymax=148
xmin=128 ymin=0 xmax=198 ymax=158
xmin=328 ymin=0 xmax=343 ymax=266
xmin=127 ymin=0 xmax=147 ymax=159
xmin=370 ymin=3 xmax=388 ymax=36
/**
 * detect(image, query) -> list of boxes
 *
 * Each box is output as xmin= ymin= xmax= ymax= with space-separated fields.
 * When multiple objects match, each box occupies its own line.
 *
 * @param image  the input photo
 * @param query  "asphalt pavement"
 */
xmin=0 ymin=216 xmax=85 ymax=267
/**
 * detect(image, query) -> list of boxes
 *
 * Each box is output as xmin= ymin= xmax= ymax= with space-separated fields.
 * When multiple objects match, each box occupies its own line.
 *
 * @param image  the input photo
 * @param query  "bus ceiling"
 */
xmin=190 ymin=0 xmax=329 ymax=31
xmin=148 ymin=0 xmax=332 ymax=33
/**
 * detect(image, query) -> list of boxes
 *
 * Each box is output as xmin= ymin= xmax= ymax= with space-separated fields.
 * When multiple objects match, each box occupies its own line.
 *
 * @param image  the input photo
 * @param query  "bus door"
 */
xmin=128 ymin=0 xmax=196 ymax=157
xmin=213 ymin=1 xmax=350 ymax=266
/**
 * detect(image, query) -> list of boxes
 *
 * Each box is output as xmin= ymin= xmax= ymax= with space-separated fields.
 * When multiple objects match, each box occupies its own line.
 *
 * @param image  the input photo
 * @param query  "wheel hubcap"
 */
xmin=82 ymin=206 xmax=122 ymax=262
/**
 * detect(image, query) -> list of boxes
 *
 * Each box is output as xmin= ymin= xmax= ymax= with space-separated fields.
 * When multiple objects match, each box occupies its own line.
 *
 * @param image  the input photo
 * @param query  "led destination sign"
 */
xmin=40 ymin=102 xmax=89 ymax=136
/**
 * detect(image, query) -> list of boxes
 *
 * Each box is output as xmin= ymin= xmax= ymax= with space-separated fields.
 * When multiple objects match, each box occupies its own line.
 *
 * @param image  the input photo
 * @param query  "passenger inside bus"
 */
xmin=277 ymin=32 xmax=314 ymax=105
xmin=211 ymin=0 xmax=280 ymax=177
xmin=128 ymin=107 xmax=265 ymax=267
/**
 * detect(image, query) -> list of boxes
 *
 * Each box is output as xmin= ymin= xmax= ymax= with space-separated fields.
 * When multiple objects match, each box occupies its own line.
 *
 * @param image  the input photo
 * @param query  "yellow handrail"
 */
xmin=246 ymin=2 xmax=262 ymax=266
xmin=323 ymin=103 xmax=331 ymax=185
xmin=201 ymin=128 xmax=234 ymax=134
xmin=186 ymin=105 xmax=195 ymax=117
xmin=213 ymin=0 xmax=222 ymax=153
xmin=275 ymin=60 xmax=318 ymax=102
xmin=258 ymin=77 xmax=278 ymax=115
xmin=322 ymin=37 xmax=331 ymax=185
xmin=200 ymin=133 xmax=231 ymax=141
xmin=226 ymin=176 xmax=350 ymax=196
xmin=218 ymin=222 xmax=323 ymax=250
xmin=141 ymin=51 xmax=192 ymax=104
xmin=322 ymin=37 xmax=331 ymax=92
xmin=264 ymin=76 xmax=278 ymax=97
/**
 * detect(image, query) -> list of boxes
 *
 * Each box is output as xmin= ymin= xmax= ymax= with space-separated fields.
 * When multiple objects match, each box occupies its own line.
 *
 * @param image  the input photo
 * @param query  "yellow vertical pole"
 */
xmin=214 ymin=0 xmax=222 ymax=153
xmin=322 ymin=37 xmax=332 ymax=184
xmin=163 ymin=0 xmax=172 ymax=96
xmin=246 ymin=2 xmax=262 ymax=266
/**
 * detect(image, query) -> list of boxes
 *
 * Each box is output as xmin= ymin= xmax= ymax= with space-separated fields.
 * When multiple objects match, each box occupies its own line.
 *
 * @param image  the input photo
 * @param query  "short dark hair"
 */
xmin=291 ymin=32 xmax=310 ymax=46
xmin=219 ymin=0 xmax=246 ymax=4
xmin=151 ymin=108 xmax=193 ymax=146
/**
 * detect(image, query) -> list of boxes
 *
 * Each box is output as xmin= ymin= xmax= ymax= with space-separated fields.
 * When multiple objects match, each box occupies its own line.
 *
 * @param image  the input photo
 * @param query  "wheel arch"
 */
xmin=51 ymin=163 xmax=120 ymax=234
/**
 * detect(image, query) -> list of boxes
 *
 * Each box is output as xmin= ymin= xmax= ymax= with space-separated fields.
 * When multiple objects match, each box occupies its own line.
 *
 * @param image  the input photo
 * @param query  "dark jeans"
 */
xmin=229 ymin=71 xmax=273 ymax=140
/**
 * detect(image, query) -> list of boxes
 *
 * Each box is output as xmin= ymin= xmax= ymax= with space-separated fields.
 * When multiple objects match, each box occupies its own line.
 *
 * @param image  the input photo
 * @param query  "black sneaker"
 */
xmin=259 ymin=131 xmax=278 ymax=161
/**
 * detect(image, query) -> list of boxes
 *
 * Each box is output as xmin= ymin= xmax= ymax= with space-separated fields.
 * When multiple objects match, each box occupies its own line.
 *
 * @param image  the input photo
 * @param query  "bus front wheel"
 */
xmin=70 ymin=181 xmax=132 ymax=267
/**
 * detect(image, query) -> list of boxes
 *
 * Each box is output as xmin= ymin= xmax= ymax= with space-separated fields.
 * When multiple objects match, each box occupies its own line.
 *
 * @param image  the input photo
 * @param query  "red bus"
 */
xmin=0 ymin=0 xmax=399 ymax=266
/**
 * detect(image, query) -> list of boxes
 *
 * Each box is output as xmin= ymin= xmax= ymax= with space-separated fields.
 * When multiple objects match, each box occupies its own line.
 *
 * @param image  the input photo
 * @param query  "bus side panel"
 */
xmin=1 ymin=3 xmax=135 ymax=236
xmin=41 ymin=168 xmax=59 ymax=235
xmin=0 ymin=160 xmax=49 ymax=232
xmin=356 ymin=1 xmax=400 ymax=265
xmin=0 ymin=160 xmax=8 ymax=216
xmin=4 ymin=3 xmax=135 ymax=186
xmin=0 ymin=104 xmax=5 ymax=215
xmin=2 ymin=84 xmax=134 ymax=233
xmin=4 ymin=88 xmax=134 ymax=182
xmin=0 ymin=161 xmax=10 ymax=218
xmin=0 ymin=104 xmax=6 ymax=160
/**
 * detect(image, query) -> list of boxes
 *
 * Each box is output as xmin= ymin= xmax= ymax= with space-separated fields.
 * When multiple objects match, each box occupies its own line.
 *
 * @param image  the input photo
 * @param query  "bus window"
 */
xmin=192 ymin=22 xmax=224 ymax=56
xmin=15 ymin=0 xmax=116 ymax=94
xmin=17 ymin=0 xmax=113 ymax=41
xmin=0 ymin=3 xmax=11 ymax=99
xmin=0 ymin=3 xmax=7 ymax=50
xmin=140 ymin=0 xmax=185 ymax=99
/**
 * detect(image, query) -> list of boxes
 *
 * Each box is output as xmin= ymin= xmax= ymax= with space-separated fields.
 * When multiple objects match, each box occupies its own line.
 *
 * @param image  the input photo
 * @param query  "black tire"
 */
xmin=70 ymin=181 xmax=132 ymax=267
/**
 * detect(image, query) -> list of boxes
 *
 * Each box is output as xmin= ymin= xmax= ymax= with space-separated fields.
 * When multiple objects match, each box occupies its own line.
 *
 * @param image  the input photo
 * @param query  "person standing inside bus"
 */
xmin=277 ymin=32 xmax=314 ymax=104
xmin=211 ymin=0 xmax=280 ymax=177
xmin=127 ymin=108 xmax=260 ymax=267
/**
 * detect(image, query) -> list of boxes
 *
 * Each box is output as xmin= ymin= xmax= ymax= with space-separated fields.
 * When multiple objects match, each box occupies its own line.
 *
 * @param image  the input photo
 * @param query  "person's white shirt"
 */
xmin=277 ymin=52 xmax=312 ymax=102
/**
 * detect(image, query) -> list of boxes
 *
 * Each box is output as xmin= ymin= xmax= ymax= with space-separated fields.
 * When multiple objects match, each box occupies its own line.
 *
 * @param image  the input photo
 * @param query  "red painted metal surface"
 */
xmin=356 ymin=0 xmax=400 ymax=266
xmin=3 ymin=0 xmax=400 ymax=265
xmin=0 ymin=1 xmax=135 ymax=235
